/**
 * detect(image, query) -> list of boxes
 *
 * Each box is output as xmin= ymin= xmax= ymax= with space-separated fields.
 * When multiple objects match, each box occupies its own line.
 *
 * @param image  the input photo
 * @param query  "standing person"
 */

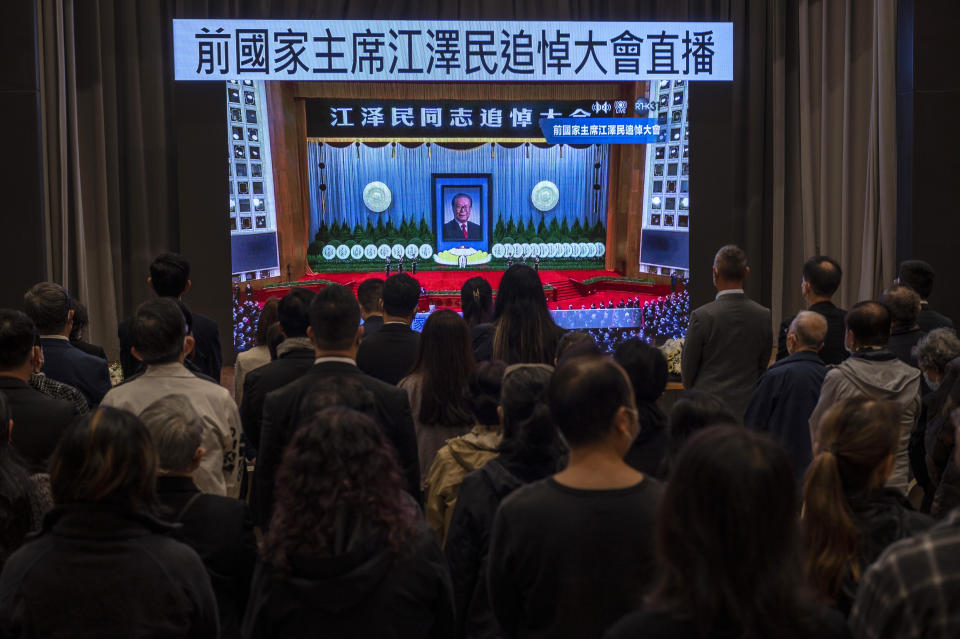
xmin=898 ymin=259 xmax=954 ymax=332
xmin=399 ymin=310 xmax=477 ymax=483
xmin=118 ymin=252 xmax=222 ymax=382
xmin=23 ymin=283 xmax=110 ymax=407
xmin=488 ymin=356 xmax=663 ymax=639
xmin=880 ymin=284 xmax=926 ymax=372
xmin=0 ymin=408 xmax=219 ymax=638
xmin=0 ymin=391 xmax=43 ymax=570
xmin=243 ymin=407 xmax=454 ymax=639
xmin=614 ymin=338 xmax=670 ymax=479
xmin=916 ymin=330 xmax=960 ymax=516
xmin=777 ymin=256 xmax=848 ymax=365
xmin=445 ymin=364 xmax=562 ymax=639
xmin=745 ymin=311 xmax=829 ymax=482
xmin=605 ymin=426 xmax=849 ymax=639
xmin=662 ymin=390 xmax=738 ymax=476
xmin=67 ymin=300 xmax=107 ymax=361
xmin=234 ymin=298 xmax=279 ymax=405
xmin=357 ymin=278 xmax=385 ymax=340
xmin=101 ymin=298 xmax=242 ymax=498
xmin=681 ymin=245 xmax=773 ymax=419
xmin=461 ymin=277 xmax=494 ymax=361
xmin=803 ymin=397 xmax=931 ymax=615
xmin=809 ymin=302 xmax=921 ymax=495
xmin=356 ymin=273 xmax=421 ymax=385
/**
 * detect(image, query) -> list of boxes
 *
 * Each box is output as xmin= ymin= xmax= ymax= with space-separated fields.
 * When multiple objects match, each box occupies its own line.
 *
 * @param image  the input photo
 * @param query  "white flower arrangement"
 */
xmin=659 ymin=338 xmax=684 ymax=377
xmin=432 ymin=249 xmax=491 ymax=267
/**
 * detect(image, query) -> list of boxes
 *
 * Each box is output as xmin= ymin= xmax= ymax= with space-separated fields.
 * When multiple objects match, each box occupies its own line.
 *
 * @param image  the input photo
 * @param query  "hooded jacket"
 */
xmin=809 ymin=350 xmax=922 ymax=494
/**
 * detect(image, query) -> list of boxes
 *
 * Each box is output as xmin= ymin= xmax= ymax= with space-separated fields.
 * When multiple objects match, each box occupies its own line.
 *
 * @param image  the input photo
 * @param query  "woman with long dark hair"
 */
xmin=399 ymin=309 xmax=477 ymax=482
xmin=803 ymin=397 xmax=931 ymax=614
xmin=0 ymin=407 xmax=218 ymax=637
xmin=244 ymin=407 xmax=454 ymax=638
xmin=606 ymin=426 xmax=849 ymax=639
xmin=461 ymin=277 xmax=493 ymax=329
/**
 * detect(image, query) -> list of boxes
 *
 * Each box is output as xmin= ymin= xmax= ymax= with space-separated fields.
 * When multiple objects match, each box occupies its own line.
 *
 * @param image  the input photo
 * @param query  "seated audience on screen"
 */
xmin=488 ymin=356 xmax=662 ymax=639
xmin=243 ymin=407 xmax=454 ymax=639
xmin=67 ymin=300 xmax=106 ymax=361
xmin=445 ymin=363 xmax=561 ymax=639
xmin=880 ymin=284 xmax=925 ymax=370
xmin=803 ymin=397 xmax=931 ymax=615
xmin=234 ymin=297 xmax=279 ymax=405
xmin=777 ymin=255 xmax=847 ymax=366
xmin=356 ymin=273 xmax=421 ymax=385
xmin=0 ymin=310 xmax=75 ymax=471
xmin=809 ymin=302 xmax=921 ymax=495
xmin=0 ymin=408 xmax=218 ymax=637
xmin=745 ymin=311 xmax=828 ymax=483
xmin=399 ymin=309 xmax=476 ymax=484
xmin=23 ymin=282 xmax=110 ymax=407
xmin=661 ymin=390 xmax=737 ymax=476
xmin=898 ymin=259 xmax=954 ymax=332
xmin=357 ymin=278 xmax=385 ymax=340
xmin=101 ymin=298 xmax=242 ymax=498
xmin=614 ymin=337 xmax=670 ymax=479
xmin=118 ymin=252 xmax=222 ymax=382
xmin=605 ymin=426 xmax=848 ymax=639
xmin=423 ymin=360 xmax=506 ymax=546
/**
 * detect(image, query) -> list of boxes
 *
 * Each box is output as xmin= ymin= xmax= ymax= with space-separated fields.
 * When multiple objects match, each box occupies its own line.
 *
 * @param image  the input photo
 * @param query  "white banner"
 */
xmin=173 ymin=19 xmax=733 ymax=82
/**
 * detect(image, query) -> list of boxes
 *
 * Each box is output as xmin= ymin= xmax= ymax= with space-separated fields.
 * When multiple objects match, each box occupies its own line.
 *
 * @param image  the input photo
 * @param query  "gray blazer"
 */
xmin=681 ymin=292 xmax=773 ymax=419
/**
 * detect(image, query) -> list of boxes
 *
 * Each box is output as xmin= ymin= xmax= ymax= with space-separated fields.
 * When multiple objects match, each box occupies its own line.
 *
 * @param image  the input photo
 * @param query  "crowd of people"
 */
xmin=0 ymin=247 xmax=958 ymax=638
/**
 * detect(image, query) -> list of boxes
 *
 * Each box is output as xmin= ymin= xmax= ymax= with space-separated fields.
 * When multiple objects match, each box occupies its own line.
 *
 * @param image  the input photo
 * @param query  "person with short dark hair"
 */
xmin=67 ymin=300 xmax=106 ymax=361
xmin=244 ymin=407 xmax=454 ymax=638
xmin=554 ymin=330 xmax=601 ymax=366
xmin=881 ymin=284 xmax=926 ymax=370
xmin=140 ymin=394 xmax=256 ymax=639
xmin=777 ymin=256 xmax=848 ymax=365
xmin=662 ymin=390 xmax=738 ymax=476
xmin=357 ymin=273 xmax=422 ymax=384
xmin=614 ymin=338 xmax=670 ymax=478
xmin=241 ymin=288 xmax=316 ymax=450
xmin=0 ymin=407 xmax=219 ymax=637
xmin=101 ymin=298 xmax=242 ymax=498
xmin=357 ymin=278 xmax=385 ymax=340
xmin=0 ymin=310 xmax=75 ymax=471
xmin=606 ymin=426 xmax=849 ymax=639
xmin=252 ymin=284 xmax=419 ymax=528
xmin=899 ymin=259 xmax=954 ymax=332
xmin=681 ymin=245 xmax=772 ymax=419
xmin=23 ymin=282 xmax=110 ymax=407
xmin=488 ymin=356 xmax=662 ymax=639
xmin=809 ymin=301 xmax=922 ymax=494
xmin=118 ymin=252 xmax=223 ymax=382
xmin=234 ymin=297 xmax=279 ymax=405
xmin=745 ymin=311 xmax=829 ymax=482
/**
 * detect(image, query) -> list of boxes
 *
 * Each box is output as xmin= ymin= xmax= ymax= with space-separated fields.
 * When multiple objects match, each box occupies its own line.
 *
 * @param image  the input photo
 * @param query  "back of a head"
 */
xmin=899 ymin=260 xmax=935 ymax=300
xmin=652 ymin=426 xmax=801 ymax=634
xmin=278 ymin=288 xmax=315 ymax=338
xmin=413 ymin=310 xmax=475 ymax=427
xmin=296 ymin=375 xmax=377 ymax=426
xmin=790 ymin=311 xmax=828 ymax=350
xmin=23 ymin=282 xmax=71 ymax=335
xmin=554 ymin=331 xmax=600 ymax=365
xmin=667 ymin=390 xmax=738 ymax=458
xmin=614 ymin=337 xmax=668 ymax=403
xmin=548 ymin=356 xmax=633 ymax=448
xmin=139 ymin=394 xmax=205 ymax=475
xmin=492 ymin=265 xmax=560 ymax=364
xmin=499 ymin=363 xmax=558 ymax=460
xmin=845 ymin=301 xmax=891 ymax=348
xmin=49 ymin=407 xmax=158 ymax=513
xmin=381 ymin=273 xmax=421 ymax=317
xmin=308 ymin=284 xmax=361 ymax=350
xmin=266 ymin=322 xmax=285 ymax=360
xmin=461 ymin=276 xmax=493 ymax=327
xmin=70 ymin=300 xmax=89 ymax=341
xmin=469 ymin=360 xmax=507 ymax=426
xmin=357 ymin=278 xmax=384 ymax=314
xmin=713 ymin=245 xmax=748 ymax=283
xmin=128 ymin=298 xmax=187 ymax=366
xmin=802 ymin=397 xmax=901 ymax=601
xmin=879 ymin=284 xmax=921 ymax=327
xmin=0 ymin=310 xmax=37 ymax=371
xmin=802 ymin=256 xmax=842 ymax=299
xmin=912 ymin=328 xmax=960 ymax=374
xmin=149 ymin=253 xmax=190 ymax=298
xmin=255 ymin=298 xmax=281 ymax=346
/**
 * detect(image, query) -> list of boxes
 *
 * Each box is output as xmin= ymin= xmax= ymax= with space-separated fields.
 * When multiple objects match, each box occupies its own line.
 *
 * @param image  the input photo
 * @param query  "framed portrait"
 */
xmin=433 ymin=173 xmax=492 ymax=253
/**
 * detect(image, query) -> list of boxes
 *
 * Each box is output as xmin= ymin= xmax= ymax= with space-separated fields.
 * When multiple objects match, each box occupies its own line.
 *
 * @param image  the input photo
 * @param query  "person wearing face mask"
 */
xmin=487 ymin=356 xmax=663 ymax=639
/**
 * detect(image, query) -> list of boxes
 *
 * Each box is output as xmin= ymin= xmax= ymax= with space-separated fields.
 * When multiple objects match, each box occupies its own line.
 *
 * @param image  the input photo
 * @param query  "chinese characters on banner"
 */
xmin=176 ymin=20 xmax=733 ymax=82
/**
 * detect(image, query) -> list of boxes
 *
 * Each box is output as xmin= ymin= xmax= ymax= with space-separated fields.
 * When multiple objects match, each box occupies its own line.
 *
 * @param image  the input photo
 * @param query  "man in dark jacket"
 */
xmin=357 ymin=273 xmax=421 ymax=385
xmin=745 ymin=311 xmax=828 ymax=482
xmin=253 ymin=284 xmax=419 ymax=528
xmin=118 ymin=252 xmax=222 ymax=382
xmin=141 ymin=394 xmax=256 ymax=639
xmin=357 ymin=278 xmax=385 ymax=340
xmin=241 ymin=288 xmax=316 ymax=449
xmin=899 ymin=259 xmax=955 ymax=332
xmin=881 ymin=284 xmax=926 ymax=370
xmin=777 ymin=255 xmax=848 ymax=366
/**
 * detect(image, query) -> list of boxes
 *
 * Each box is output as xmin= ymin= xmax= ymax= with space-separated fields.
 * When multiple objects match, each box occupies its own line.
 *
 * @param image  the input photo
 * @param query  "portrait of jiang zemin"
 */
xmin=433 ymin=174 xmax=491 ymax=251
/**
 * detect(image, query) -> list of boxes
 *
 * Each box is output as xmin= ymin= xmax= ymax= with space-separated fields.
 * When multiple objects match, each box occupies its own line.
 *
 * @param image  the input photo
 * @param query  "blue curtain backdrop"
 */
xmin=307 ymin=142 xmax=609 ymax=241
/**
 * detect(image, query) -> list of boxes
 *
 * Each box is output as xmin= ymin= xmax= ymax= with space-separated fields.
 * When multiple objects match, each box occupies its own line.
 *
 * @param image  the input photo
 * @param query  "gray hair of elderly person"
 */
xmin=139 ymin=394 xmax=205 ymax=475
xmin=789 ymin=310 xmax=828 ymax=351
xmin=912 ymin=328 xmax=960 ymax=375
